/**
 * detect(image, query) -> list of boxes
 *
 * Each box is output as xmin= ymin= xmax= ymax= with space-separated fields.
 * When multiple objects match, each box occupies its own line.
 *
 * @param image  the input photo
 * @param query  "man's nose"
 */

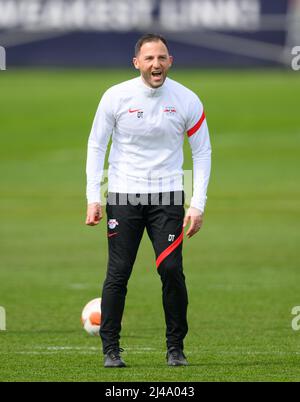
xmin=153 ymin=58 xmax=160 ymax=68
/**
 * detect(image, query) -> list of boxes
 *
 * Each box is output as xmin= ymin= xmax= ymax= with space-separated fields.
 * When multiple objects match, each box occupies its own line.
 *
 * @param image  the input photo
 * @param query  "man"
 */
xmin=86 ymin=34 xmax=211 ymax=368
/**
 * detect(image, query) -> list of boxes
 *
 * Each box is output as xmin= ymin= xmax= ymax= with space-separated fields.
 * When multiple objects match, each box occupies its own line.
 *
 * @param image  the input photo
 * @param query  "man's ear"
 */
xmin=169 ymin=55 xmax=174 ymax=68
xmin=133 ymin=57 xmax=139 ymax=70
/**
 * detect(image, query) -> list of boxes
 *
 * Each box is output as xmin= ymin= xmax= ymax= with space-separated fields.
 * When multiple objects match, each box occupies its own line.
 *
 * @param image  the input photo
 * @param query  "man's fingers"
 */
xmin=94 ymin=215 xmax=101 ymax=224
xmin=86 ymin=203 xmax=102 ymax=226
xmin=85 ymin=214 xmax=102 ymax=226
xmin=185 ymin=218 xmax=196 ymax=237
xmin=186 ymin=217 xmax=203 ymax=238
xmin=85 ymin=217 xmax=95 ymax=226
xmin=186 ymin=224 xmax=196 ymax=238
xmin=86 ymin=220 xmax=99 ymax=226
xmin=183 ymin=214 xmax=190 ymax=228
xmin=186 ymin=226 xmax=198 ymax=238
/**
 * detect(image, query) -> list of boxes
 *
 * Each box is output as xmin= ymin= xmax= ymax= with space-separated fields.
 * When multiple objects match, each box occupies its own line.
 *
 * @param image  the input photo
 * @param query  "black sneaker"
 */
xmin=104 ymin=348 xmax=126 ymax=368
xmin=166 ymin=347 xmax=188 ymax=366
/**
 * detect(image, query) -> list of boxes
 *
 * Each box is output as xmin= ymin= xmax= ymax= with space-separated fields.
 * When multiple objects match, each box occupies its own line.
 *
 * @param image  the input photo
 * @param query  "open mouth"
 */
xmin=151 ymin=71 xmax=163 ymax=79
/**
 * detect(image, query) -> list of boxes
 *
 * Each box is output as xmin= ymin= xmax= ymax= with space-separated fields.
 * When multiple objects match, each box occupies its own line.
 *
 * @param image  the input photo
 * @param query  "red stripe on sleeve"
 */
xmin=187 ymin=111 xmax=206 ymax=137
xmin=156 ymin=230 xmax=184 ymax=269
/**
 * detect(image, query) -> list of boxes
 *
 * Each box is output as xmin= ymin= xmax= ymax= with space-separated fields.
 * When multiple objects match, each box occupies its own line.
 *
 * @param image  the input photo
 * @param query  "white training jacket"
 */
xmin=86 ymin=76 xmax=211 ymax=212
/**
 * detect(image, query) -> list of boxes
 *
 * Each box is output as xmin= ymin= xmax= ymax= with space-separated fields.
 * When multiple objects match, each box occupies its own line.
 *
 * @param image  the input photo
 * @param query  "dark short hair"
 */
xmin=134 ymin=33 xmax=170 ymax=56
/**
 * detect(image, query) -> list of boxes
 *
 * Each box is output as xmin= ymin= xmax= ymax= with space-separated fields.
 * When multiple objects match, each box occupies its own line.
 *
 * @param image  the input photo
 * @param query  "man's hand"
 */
xmin=183 ymin=207 xmax=204 ymax=239
xmin=86 ymin=202 xmax=102 ymax=226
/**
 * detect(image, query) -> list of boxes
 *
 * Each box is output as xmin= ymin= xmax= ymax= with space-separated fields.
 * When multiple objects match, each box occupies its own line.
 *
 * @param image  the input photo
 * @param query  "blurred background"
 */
xmin=0 ymin=0 xmax=300 ymax=382
xmin=1 ymin=0 xmax=300 ymax=67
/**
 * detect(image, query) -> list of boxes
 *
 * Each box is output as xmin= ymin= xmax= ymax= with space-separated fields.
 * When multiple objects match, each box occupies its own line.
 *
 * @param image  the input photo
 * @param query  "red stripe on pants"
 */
xmin=156 ymin=229 xmax=184 ymax=269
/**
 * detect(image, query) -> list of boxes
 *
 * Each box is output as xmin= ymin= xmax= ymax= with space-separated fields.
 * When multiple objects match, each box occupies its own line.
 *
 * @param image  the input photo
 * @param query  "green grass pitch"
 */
xmin=0 ymin=68 xmax=300 ymax=382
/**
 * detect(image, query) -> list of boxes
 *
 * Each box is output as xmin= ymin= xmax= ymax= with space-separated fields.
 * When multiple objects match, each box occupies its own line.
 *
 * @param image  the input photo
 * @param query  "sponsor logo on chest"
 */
xmin=128 ymin=108 xmax=144 ymax=118
xmin=128 ymin=106 xmax=177 ymax=119
xmin=164 ymin=106 xmax=176 ymax=115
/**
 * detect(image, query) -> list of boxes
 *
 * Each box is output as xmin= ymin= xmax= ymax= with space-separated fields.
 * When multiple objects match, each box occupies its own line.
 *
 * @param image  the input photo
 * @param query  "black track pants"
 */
xmin=100 ymin=192 xmax=188 ymax=353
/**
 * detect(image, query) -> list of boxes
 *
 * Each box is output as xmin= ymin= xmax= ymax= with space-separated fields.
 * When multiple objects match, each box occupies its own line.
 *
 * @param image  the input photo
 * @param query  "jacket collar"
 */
xmin=138 ymin=76 xmax=167 ymax=97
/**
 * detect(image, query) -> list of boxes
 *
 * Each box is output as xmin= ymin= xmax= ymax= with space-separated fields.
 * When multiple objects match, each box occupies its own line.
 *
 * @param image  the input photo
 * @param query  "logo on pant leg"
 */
xmin=168 ymin=234 xmax=175 ymax=242
xmin=108 ymin=233 xmax=118 ymax=238
xmin=108 ymin=219 xmax=119 ymax=229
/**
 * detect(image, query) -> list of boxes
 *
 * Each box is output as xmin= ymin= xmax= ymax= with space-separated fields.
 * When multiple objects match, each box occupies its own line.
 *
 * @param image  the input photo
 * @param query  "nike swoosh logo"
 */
xmin=129 ymin=109 xmax=141 ymax=113
xmin=108 ymin=232 xmax=118 ymax=238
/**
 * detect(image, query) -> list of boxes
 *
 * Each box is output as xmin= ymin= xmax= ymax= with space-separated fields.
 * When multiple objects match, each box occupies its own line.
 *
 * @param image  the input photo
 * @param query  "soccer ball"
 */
xmin=81 ymin=298 xmax=101 ymax=336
